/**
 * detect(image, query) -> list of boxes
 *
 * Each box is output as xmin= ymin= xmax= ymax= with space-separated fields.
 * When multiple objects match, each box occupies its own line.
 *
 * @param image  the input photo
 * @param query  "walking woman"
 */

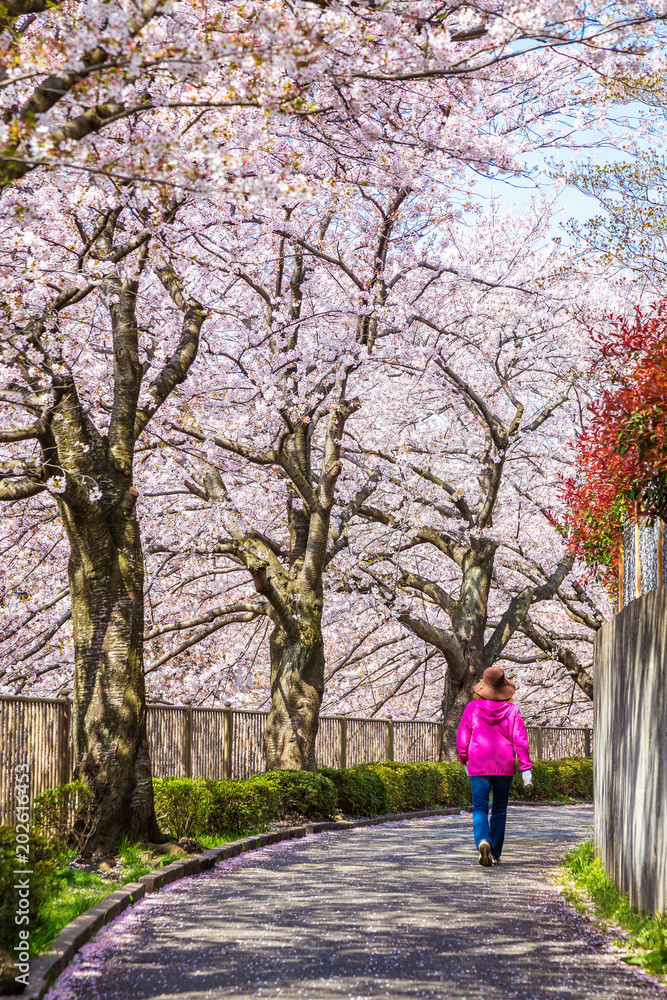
xmin=456 ymin=666 xmax=533 ymax=867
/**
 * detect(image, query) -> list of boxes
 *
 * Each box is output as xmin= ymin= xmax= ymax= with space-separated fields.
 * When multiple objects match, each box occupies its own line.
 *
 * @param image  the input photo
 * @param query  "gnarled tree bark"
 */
xmin=63 ymin=486 xmax=159 ymax=852
xmin=265 ymin=619 xmax=325 ymax=771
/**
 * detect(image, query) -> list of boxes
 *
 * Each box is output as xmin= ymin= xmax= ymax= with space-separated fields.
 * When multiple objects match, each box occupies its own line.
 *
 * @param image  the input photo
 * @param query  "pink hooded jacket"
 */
xmin=456 ymin=699 xmax=532 ymax=776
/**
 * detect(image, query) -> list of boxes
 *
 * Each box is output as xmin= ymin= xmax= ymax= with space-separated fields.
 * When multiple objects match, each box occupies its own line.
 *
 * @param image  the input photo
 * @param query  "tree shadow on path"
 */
xmin=46 ymin=806 xmax=667 ymax=1000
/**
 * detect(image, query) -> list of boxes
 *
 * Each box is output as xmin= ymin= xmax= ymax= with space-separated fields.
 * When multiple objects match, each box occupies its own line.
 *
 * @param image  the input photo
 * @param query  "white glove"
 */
xmin=464 ymin=764 xmax=469 ymax=776
xmin=522 ymin=769 xmax=533 ymax=787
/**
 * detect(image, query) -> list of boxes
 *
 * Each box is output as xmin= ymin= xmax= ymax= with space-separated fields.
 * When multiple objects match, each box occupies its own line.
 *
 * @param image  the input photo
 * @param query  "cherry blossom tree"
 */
xmin=2 ymin=0 xmax=665 ymax=193
xmin=0 ymin=181 xmax=211 ymax=849
xmin=561 ymin=62 xmax=667 ymax=300
xmin=136 ymin=190 xmax=611 ymax=762
xmin=340 ymin=202 xmax=609 ymax=754
xmin=565 ymin=154 xmax=667 ymax=296
xmin=151 ymin=179 xmax=416 ymax=769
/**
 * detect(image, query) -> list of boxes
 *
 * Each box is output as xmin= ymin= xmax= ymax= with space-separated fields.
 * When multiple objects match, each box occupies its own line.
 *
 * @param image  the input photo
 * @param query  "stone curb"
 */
xmin=14 ymin=806 xmax=460 ymax=1000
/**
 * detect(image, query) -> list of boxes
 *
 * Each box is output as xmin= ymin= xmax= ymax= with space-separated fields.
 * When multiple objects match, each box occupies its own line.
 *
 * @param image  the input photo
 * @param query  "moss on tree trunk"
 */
xmin=265 ymin=621 xmax=324 ymax=771
xmin=64 ymin=494 xmax=159 ymax=853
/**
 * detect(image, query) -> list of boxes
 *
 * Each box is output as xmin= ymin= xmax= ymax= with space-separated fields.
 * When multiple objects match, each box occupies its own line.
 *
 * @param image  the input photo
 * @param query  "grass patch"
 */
xmin=28 ymin=838 xmax=173 ymax=956
xmin=561 ymin=837 xmax=667 ymax=976
xmin=195 ymin=832 xmax=247 ymax=850
xmin=30 ymin=846 xmax=114 ymax=955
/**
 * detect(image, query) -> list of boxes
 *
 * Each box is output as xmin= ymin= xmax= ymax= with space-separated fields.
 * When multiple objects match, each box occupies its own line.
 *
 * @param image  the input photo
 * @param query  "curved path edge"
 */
xmin=14 ymin=807 xmax=461 ymax=1000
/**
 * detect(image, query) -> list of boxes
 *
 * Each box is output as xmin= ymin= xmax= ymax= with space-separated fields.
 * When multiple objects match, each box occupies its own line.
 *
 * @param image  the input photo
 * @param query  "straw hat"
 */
xmin=473 ymin=666 xmax=516 ymax=701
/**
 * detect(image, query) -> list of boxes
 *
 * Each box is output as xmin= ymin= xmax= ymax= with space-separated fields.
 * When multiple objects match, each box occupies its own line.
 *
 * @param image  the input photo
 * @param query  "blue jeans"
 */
xmin=469 ymin=775 xmax=514 ymax=857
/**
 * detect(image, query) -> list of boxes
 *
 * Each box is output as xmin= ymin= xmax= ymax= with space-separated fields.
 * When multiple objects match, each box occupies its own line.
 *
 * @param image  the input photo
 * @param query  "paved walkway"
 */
xmin=47 ymin=806 xmax=667 ymax=1000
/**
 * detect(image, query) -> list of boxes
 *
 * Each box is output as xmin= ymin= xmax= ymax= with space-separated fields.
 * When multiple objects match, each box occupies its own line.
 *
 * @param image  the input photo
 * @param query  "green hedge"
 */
xmin=249 ymin=770 xmax=338 ymax=822
xmin=33 ymin=780 xmax=97 ymax=850
xmin=510 ymin=757 xmax=593 ymax=801
xmin=152 ymin=778 xmax=213 ymax=839
xmin=149 ymin=758 xmax=591 ymax=839
xmin=0 ymin=825 xmax=56 ymax=955
xmin=320 ymin=761 xmax=469 ymax=816
xmin=152 ymin=770 xmax=338 ymax=840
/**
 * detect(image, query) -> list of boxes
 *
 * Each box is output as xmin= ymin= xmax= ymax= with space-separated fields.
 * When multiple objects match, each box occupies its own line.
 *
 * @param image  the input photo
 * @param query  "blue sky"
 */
xmin=471 ymin=101 xmax=660 ymax=240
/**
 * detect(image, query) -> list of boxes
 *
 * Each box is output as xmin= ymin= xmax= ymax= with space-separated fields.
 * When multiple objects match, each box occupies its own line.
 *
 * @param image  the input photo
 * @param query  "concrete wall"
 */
xmin=594 ymin=584 xmax=667 ymax=912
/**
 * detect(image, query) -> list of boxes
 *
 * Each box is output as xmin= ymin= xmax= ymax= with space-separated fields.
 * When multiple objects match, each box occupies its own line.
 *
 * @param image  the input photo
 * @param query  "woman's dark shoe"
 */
xmin=478 ymin=840 xmax=492 ymax=866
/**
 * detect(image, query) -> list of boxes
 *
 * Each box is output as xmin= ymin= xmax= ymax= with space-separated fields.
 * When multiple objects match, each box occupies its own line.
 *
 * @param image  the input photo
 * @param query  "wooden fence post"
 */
xmin=182 ymin=702 xmax=193 ymax=778
xmin=535 ymin=727 xmax=544 ymax=761
xmin=223 ymin=702 xmax=233 ymax=779
xmin=337 ymin=717 xmax=347 ymax=770
xmin=437 ymin=723 xmax=444 ymax=762
xmin=385 ymin=719 xmax=394 ymax=762
xmin=58 ymin=699 xmax=71 ymax=786
xmin=584 ymin=728 xmax=592 ymax=758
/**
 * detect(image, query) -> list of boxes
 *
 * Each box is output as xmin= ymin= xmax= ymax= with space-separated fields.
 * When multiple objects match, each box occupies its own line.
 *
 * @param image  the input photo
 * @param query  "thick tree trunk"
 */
xmin=441 ymin=671 xmax=475 ymax=762
xmin=440 ymin=664 xmax=476 ymax=762
xmin=63 ymin=494 xmax=159 ymax=854
xmin=439 ymin=540 xmax=496 ymax=760
xmin=265 ymin=621 xmax=324 ymax=771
